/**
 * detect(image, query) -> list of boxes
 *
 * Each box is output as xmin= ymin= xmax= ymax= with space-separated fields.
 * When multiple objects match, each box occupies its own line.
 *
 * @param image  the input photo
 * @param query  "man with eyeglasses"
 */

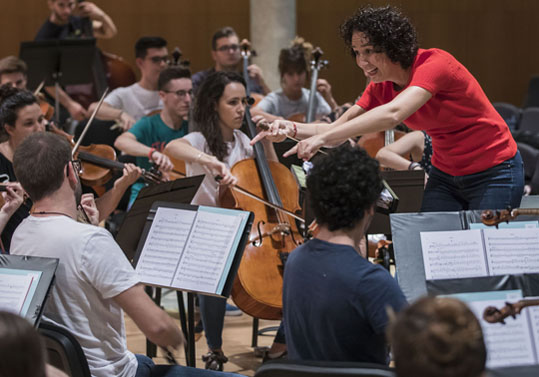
xmin=89 ymin=36 xmax=169 ymax=131
xmin=192 ymin=26 xmax=270 ymax=96
xmin=114 ymin=66 xmax=192 ymax=205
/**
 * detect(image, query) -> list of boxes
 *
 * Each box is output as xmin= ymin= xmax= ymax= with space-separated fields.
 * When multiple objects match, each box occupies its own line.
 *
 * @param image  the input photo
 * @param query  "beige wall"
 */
xmin=2 ymin=0 xmax=539 ymax=106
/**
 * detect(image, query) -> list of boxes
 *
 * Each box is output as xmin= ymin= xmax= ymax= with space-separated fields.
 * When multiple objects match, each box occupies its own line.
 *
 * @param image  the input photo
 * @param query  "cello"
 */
xmin=228 ymin=41 xmax=303 ymax=320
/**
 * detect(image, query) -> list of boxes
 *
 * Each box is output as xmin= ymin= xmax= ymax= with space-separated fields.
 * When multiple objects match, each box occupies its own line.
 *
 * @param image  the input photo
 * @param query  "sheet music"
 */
xmin=526 ymin=297 xmax=539 ymax=363
xmin=135 ymin=207 xmax=197 ymax=287
xmin=483 ymin=228 xmax=539 ymax=275
xmin=451 ymin=290 xmax=537 ymax=368
xmin=0 ymin=272 xmax=35 ymax=315
xmin=172 ymin=208 xmax=244 ymax=294
xmin=420 ymin=230 xmax=488 ymax=280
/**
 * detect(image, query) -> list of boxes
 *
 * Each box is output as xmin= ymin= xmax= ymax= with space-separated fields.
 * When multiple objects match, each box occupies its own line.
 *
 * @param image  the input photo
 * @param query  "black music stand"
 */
xmin=19 ymin=39 xmax=96 ymax=124
xmin=0 ymin=254 xmax=58 ymax=327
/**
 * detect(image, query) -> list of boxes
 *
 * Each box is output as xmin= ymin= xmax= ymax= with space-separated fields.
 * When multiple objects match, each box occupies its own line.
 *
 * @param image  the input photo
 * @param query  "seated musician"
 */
xmin=252 ymin=37 xmax=337 ymax=122
xmin=10 ymin=132 xmax=242 ymax=377
xmin=282 ymin=143 xmax=407 ymax=363
xmin=114 ymin=65 xmax=191 ymax=206
xmin=0 ymin=85 xmax=140 ymax=251
xmin=0 ymin=56 xmax=28 ymax=89
xmin=35 ymin=0 xmax=117 ymax=40
xmin=89 ymin=36 xmax=169 ymax=131
xmin=165 ymin=71 xmax=277 ymax=370
xmin=388 ymin=296 xmax=486 ymax=377
xmin=192 ymin=26 xmax=270 ymax=96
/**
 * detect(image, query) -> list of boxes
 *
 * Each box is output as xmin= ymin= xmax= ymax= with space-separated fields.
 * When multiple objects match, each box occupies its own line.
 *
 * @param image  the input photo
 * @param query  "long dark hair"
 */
xmin=193 ymin=71 xmax=246 ymax=161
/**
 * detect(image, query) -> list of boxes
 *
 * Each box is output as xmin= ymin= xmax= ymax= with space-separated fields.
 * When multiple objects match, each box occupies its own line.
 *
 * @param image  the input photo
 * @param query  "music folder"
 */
xmin=132 ymin=201 xmax=254 ymax=298
xmin=0 ymin=254 xmax=58 ymax=327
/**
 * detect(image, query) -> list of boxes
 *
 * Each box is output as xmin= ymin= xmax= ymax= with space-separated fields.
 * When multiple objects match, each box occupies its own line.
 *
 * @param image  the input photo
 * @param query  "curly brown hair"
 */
xmin=340 ymin=5 xmax=418 ymax=69
xmin=388 ymin=296 xmax=486 ymax=377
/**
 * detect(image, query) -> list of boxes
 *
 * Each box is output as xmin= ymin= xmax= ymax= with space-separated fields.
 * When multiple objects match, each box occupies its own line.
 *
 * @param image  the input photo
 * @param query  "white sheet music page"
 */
xmin=0 ymin=272 xmax=35 ymax=315
xmin=483 ymin=228 xmax=539 ymax=275
xmin=172 ymin=207 xmax=244 ymax=294
xmin=135 ymin=207 xmax=197 ymax=287
xmin=451 ymin=290 xmax=537 ymax=368
xmin=420 ymin=229 xmax=488 ymax=280
xmin=525 ymin=296 xmax=539 ymax=363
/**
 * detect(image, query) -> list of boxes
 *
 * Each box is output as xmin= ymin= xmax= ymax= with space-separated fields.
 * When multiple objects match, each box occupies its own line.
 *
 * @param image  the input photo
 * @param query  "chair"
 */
xmin=255 ymin=359 xmax=396 ymax=377
xmin=523 ymin=75 xmax=539 ymax=108
xmin=518 ymin=107 xmax=539 ymax=133
xmin=38 ymin=323 xmax=91 ymax=377
xmin=492 ymin=102 xmax=521 ymax=131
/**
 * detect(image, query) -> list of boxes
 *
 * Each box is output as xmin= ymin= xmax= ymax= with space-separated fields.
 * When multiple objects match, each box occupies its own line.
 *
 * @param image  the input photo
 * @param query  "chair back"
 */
xmin=492 ymin=102 xmax=521 ymax=131
xmin=519 ymin=107 xmax=539 ymax=133
xmin=38 ymin=322 xmax=91 ymax=377
xmin=523 ymin=76 xmax=539 ymax=108
xmin=255 ymin=359 xmax=396 ymax=377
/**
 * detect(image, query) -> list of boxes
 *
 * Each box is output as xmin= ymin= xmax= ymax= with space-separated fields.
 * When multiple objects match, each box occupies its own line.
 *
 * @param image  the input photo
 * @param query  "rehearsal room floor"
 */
xmin=125 ymin=294 xmax=280 ymax=376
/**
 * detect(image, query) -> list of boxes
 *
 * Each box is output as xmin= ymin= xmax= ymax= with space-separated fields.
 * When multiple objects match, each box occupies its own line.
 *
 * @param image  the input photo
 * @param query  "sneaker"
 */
xmin=225 ymin=303 xmax=242 ymax=316
xmin=202 ymin=350 xmax=228 ymax=371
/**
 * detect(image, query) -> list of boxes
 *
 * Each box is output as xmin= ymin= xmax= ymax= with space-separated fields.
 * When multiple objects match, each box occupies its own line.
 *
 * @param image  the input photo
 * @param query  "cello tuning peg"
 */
xmin=171 ymin=47 xmax=182 ymax=66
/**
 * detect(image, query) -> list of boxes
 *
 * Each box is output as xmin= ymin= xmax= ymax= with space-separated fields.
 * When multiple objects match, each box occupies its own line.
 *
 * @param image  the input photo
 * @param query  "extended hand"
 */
xmin=0 ymin=182 xmax=25 ymax=217
xmin=250 ymin=119 xmax=295 ymax=145
xmin=80 ymin=193 xmax=100 ymax=225
xmin=283 ymin=134 xmax=325 ymax=160
xmin=150 ymin=151 xmax=173 ymax=172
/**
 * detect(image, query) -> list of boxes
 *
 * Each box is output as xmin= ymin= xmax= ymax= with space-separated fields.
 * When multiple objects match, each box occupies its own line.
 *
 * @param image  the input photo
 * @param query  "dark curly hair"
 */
xmin=307 ymin=144 xmax=382 ymax=231
xmin=0 ymin=84 xmax=37 ymax=136
xmin=193 ymin=71 xmax=246 ymax=161
xmin=388 ymin=296 xmax=486 ymax=377
xmin=340 ymin=5 xmax=418 ymax=69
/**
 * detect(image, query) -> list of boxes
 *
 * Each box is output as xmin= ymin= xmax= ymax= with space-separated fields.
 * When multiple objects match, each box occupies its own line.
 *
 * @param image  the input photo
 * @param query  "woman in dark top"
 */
xmin=0 ymin=85 xmax=44 ymax=251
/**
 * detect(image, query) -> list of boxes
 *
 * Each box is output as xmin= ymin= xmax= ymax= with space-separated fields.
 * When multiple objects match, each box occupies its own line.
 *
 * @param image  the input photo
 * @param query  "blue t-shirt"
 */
xmin=283 ymin=238 xmax=407 ymax=364
xmin=128 ymin=113 xmax=188 ymax=203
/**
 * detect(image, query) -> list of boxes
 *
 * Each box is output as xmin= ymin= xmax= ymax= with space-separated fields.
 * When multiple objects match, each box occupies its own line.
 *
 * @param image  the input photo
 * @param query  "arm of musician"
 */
xmin=283 ymin=87 xmax=432 ymax=159
xmin=375 ymin=131 xmax=425 ymax=170
xmin=94 ymin=164 xmax=141 ymax=222
xmin=316 ymin=78 xmax=339 ymax=111
xmin=89 ymin=102 xmax=135 ymax=130
xmin=0 ymin=183 xmax=24 ymax=234
xmin=247 ymin=64 xmax=271 ymax=95
xmin=114 ymin=284 xmax=184 ymax=349
xmin=114 ymin=133 xmax=173 ymax=172
xmin=44 ymin=86 xmax=88 ymax=121
xmin=164 ymin=139 xmax=236 ymax=185
xmin=77 ymin=1 xmax=118 ymax=39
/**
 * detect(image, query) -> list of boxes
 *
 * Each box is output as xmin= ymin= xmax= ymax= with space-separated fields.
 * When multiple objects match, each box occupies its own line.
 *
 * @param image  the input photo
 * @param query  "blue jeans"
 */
xmin=198 ymin=295 xmax=226 ymax=350
xmin=421 ymin=151 xmax=524 ymax=211
xmin=134 ymin=354 xmax=241 ymax=377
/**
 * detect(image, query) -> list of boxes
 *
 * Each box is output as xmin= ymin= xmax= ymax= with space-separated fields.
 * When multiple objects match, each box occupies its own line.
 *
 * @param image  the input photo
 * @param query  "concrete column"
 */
xmin=250 ymin=0 xmax=296 ymax=92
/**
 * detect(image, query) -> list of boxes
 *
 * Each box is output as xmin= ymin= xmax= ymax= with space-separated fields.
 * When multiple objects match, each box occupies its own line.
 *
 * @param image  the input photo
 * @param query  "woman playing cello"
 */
xmin=255 ymin=5 xmax=523 ymax=212
xmin=165 ymin=71 xmax=277 ymax=370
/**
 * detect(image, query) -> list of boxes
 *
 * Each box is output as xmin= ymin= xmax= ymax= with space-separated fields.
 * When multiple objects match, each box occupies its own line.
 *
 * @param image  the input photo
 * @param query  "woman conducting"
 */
xmin=254 ymin=5 xmax=523 ymax=211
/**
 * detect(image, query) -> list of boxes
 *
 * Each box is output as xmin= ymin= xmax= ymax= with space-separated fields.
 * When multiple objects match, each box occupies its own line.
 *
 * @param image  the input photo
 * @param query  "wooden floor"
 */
xmin=125 ymin=296 xmax=280 ymax=376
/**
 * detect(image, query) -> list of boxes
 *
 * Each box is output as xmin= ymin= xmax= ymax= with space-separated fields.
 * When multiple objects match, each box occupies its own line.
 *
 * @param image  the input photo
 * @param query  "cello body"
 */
xmin=227 ymin=159 xmax=302 ymax=320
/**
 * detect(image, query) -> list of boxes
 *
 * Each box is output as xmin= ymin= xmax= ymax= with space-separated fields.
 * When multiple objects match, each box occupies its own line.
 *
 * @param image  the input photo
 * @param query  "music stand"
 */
xmin=19 ymin=39 xmax=97 ymax=124
xmin=0 ymin=254 xmax=58 ymax=327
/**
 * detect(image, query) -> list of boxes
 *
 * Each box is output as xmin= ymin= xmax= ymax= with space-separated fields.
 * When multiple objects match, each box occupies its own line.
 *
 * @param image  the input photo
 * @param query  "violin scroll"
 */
xmin=480 ymin=207 xmax=518 ymax=228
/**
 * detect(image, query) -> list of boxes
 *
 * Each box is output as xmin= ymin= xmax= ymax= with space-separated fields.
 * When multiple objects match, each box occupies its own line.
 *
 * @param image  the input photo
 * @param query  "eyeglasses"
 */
xmin=149 ymin=55 xmax=170 ymax=64
xmin=71 ymin=160 xmax=82 ymax=175
xmin=215 ymin=44 xmax=240 ymax=52
xmin=163 ymin=89 xmax=193 ymax=98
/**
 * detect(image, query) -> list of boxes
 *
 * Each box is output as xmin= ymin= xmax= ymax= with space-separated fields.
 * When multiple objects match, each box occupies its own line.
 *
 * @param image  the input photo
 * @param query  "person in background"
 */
xmin=192 ymin=26 xmax=270 ymax=96
xmin=252 ymin=37 xmax=336 ymax=122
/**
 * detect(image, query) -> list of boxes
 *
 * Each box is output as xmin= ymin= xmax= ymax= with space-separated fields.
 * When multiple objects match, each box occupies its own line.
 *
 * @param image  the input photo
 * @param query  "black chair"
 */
xmin=518 ymin=107 xmax=539 ymax=133
xmin=523 ymin=75 xmax=539 ymax=108
xmin=492 ymin=102 xmax=521 ymax=131
xmin=255 ymin=359 xmax=396 ymax=377
xmin=38 ymin=323 xmax=91 ymax=377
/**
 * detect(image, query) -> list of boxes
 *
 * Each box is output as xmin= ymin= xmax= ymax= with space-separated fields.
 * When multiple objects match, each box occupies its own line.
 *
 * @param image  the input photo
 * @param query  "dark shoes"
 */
xmin=202 ymin=350 xmax=229 ymax=371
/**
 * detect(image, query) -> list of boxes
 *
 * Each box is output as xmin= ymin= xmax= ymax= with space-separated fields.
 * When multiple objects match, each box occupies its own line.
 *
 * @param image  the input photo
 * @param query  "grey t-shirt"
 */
xmin=104 ymin=83 xmax=163 ymax=121
xmin=256 ymin=87 xmax=331 ymax=119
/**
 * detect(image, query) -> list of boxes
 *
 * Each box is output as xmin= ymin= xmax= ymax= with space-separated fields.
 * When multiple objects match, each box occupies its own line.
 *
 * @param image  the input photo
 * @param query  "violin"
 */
xmin=227 ymin=41 xmax=304 ymax=320
xmin=483 ymin=299 xmax=539 ymax=324
xmin=481 ymin=207 xmax=539 ymax=227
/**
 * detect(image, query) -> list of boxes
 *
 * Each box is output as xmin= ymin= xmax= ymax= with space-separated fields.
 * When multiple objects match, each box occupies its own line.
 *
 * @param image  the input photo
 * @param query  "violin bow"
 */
xmin=72 ymin=87 xmax=109 ymax=158
xmin=483 ymin=298 xmax=539 ymax=324
xmin=33 ymin=79 xmax=46 ymax=97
